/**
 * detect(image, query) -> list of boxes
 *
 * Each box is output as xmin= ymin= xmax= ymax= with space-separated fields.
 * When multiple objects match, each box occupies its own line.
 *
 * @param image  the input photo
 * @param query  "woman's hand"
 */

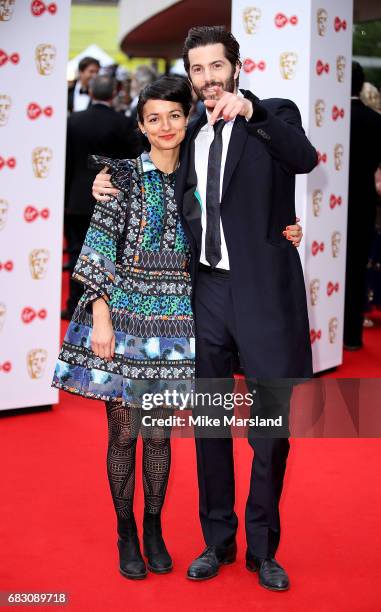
xmin=91 ymin=298 xmax=115 ymax=360
xmin=92 ymin=166 xmax=119 ymax=202
xmin=283 ymin=218 xmax=303 ymax=247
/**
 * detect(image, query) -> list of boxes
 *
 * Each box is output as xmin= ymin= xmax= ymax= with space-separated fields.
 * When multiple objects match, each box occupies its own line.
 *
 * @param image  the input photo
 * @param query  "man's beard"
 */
xmin=193 ymin=70 xmax=236 ymax=101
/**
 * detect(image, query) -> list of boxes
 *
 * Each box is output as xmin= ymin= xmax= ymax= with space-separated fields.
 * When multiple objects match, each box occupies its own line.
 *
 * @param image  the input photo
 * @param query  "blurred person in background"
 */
xmin=68 ymin=56 xmax=100 ymax=113
xmin=124 ymin=65 xmax=157 ymax=121
xmin=62 ymin=74 xmax=141 ymax=320
xmin=344 ymin=62 xmax=381 ymax=349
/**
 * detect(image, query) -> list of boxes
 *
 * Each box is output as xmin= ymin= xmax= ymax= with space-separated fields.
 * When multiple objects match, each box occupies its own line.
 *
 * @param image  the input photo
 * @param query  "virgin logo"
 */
xmin=21 ymin=307 xmax=47 ymax=324
xmin=317 ymin=151 xmax=327 ymax=164
xmin=332 ymin=106 xmax=345 ymax=120
xmin=27 ymin=103 xmax=53 ymax=120
xmin=311 ymin=241 xmax=324 ymax=256
xmin=310 ymin=329 xmax=322 ymax=344
xmin=334 ymin=17 xmax=347 ymax=32
xmin=330 ymin=195 xmax=342 ymax=209
xmin=316 ymin=60 xmax=330 ymax=75
xmin=0 ymin=361 xmax=12 ymax=373
xmin=327 ymin=282 xmax=339 ymax=296
xmin=243 ymin=58 xmax=266 ymax=73
xmin=0 ymin=50 xmax=20 ymax=67
xmin=24 ymin=206 xmax=50 ymax=222
xmin=275 ymin=13 xmax=298 ymax=28
xmin=0 ymin=260 xmax=13 ymax=271
xmin=31 ymin=1 xmax=57 ymax=16
xmin=0 ymin=157 xmax=16 ymax=170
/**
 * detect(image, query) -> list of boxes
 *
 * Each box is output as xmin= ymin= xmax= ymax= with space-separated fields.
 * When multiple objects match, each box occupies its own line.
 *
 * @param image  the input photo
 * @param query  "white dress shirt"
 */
xmin=73 ymin=80 xmax=90 ymax=112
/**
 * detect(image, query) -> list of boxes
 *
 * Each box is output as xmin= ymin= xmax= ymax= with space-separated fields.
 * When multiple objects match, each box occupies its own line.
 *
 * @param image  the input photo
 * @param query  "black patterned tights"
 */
xmin=105 ymin=401 xmax=172 ymax=519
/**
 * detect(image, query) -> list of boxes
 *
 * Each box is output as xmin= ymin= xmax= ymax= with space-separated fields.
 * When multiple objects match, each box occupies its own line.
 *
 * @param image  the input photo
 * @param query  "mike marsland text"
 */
xmin=141 ymin=415 xmax=284 ymax=427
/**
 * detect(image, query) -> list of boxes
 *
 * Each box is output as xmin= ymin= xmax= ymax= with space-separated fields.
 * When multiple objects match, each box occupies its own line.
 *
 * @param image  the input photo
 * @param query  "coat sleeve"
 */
xmin=72 ymin=156 xmax=131 ymax=311
xmin=243 ymin=91 xmax=318 ymax=175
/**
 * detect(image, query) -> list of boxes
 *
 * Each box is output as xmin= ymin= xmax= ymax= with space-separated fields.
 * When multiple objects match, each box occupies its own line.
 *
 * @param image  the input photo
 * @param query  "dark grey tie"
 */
xmin=205 ymin=120 xmax=225 ymax=268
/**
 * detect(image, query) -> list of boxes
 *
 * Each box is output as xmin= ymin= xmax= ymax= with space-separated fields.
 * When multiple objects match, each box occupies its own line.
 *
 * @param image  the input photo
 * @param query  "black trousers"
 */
xmin=194 ymin=266 xmax=291 ymax=559
xmin=64 ymin=213 xmax=92 ymax=314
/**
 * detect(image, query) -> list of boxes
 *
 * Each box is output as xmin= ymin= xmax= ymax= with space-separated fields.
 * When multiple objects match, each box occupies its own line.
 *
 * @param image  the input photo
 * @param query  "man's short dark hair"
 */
xmin=182 ymin=26 xmax=241 ymax=75
xmin=78 ymin=56 xmax=100 ymax=73
xmin=352 ymin=61 xmax=365 ymax=97
xmin=89 ymin=75 xmax=116 ymax=101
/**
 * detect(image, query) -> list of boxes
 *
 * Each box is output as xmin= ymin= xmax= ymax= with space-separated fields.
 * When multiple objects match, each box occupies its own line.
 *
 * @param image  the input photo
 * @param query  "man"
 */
xmin=344 ymin=62 xmax=381 ymax=349
xmin=92 ymin=27 xmax=317 ymax=591
xmin=67 ymin=56 xmax=100 ymax=114
xmin=62 ymin=75 xmax=140 ymax=319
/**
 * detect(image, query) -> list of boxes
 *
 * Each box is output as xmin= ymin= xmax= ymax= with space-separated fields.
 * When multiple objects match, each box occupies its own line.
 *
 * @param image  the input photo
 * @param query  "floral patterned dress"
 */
xmin=52 ymin=154 xmax=195 ymax=406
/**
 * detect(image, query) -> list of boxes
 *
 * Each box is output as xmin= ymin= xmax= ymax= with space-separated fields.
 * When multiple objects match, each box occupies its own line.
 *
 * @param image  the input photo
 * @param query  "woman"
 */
xmin=53 ymin=76 xmax=303 ymax=581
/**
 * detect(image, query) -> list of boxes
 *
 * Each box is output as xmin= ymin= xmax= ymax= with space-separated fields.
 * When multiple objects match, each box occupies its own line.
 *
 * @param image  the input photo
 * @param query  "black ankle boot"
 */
xmin=117 ymin=515 xmax=147 ymax=580
xmin=143 ymin=511 xmax=173 ymax=573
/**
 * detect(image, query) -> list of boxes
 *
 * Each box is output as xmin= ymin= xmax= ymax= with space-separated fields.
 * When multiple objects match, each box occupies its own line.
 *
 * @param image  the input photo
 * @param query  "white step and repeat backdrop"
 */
xmin=232 ymin=0 xmax=353 ymax=372
xmin=0 ymin=0 xmax=70 ymax=410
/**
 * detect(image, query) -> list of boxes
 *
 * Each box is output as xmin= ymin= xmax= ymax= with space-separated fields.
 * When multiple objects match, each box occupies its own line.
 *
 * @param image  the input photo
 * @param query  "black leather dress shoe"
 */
xmin=246 ymin=555 xmax=289 ymax=591
xmin=187 ymin=542 xmax=237 ymax=581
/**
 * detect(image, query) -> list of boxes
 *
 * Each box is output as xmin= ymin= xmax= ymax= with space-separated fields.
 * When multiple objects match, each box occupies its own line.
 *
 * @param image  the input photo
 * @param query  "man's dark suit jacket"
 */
xmin=175 ymin=90 xmax=318 ymax=378
xmin=65 ymin=102 xmax=141 ymax=216
xmin=348 ymin=99 xmax=381 ymax=237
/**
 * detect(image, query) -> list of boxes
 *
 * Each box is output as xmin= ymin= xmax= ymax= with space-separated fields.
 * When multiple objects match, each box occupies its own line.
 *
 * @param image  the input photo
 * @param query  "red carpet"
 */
xmin=1 ymin=271 xmax=381 ymax=611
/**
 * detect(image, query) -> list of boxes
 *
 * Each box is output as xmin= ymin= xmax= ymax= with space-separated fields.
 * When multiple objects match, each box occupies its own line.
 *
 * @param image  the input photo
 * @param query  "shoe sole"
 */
xmin=147 ymin=563 xmax=173 ymax=574
xmin=119 ymin=568 xmax=147 ymax=580
xmin=246 ymin=564 xmax=289 ymax=591
xmin=186 ymin=557 xmax=236 ymax=581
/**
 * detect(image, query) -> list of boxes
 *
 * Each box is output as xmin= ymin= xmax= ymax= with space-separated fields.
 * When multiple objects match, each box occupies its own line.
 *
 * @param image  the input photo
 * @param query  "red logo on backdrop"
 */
xmin=310 ymin=329 xmax=322 ymax=344
xmin=243 ymin=58 xmax=266 ymax=73
xmin=332 ymin=106 xmax=345 ymax=120
xmin=334 ymin=17 xmax=347 ymax=32
xmin=27 ymin=103 xmax=53 ymax=120
xmin=327 ymin=282 xmax=339 ymax=296
xmin=24 ymin=206 xmax=50 ymax=222
xmin=312 ymin=241 xmax=324 ymax=256
xmin=0 ymin=50 xmax=20 ymax=67
xmin=0 ymin=361 xmax=12 ymax=373
xmin=330 ymin=194 xmax=342 ymax=209
xmin=21 ymin=307 xmax=47 ymax=324
xmin=0 ymin=260 xmax=13 ymax=271
xmin=275 ymin=13 xmax=298 ymax=28
xmin=0 ymin=157 xmax=16 ymax=170
xmin=316 ymin=60 xmax=330 ymax=75
xmin=31 ymin=1 xmax=57 ymax=16
xmin=317 ymin=151 xmax=327 ymax=164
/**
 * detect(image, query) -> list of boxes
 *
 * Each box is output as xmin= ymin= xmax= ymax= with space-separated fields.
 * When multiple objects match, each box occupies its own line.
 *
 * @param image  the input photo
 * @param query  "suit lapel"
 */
xmin=222 ymin=115 xmax=248 ymax=200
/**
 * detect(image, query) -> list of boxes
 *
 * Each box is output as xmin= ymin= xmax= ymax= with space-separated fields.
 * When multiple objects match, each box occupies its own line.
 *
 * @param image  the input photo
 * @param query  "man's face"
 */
xmin=188 ymin=43 xmax=239 ymax=102
xmin=0 ymin=95 xmax=11 ymax=126
xmin=0 ymin=0 xmax=15 ymax=21
xmin=80 ymin=63 xmax=99 ymax=87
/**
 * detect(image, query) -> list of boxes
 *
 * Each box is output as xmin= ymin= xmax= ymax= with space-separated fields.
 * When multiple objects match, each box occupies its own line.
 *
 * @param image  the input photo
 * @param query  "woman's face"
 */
xmin=139 ymin=99 xmax=187 ymax=151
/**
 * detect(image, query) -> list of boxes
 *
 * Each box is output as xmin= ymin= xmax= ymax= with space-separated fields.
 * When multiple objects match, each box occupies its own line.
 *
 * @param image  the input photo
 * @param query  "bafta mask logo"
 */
xmin=280 ymin=52 xmax=298 ymax=80
xmin=328 ymin=317 xmax=338 ymax=344
xmin=35 ymin=43 xmax=56 ymax=76
xmin=317 ymin=8 xmax=328 ymax=36
xmin=314 ymin=99 xmax=325 ymax=127
xmin=331 ymin=231 xmax=341 ymax=258
xmin=0 ymin=95 xmax=12 ymax=127
xmin=0 ymin=302 xmax=6 ymax=332
xmin=243 ymin=6 xmax=262 ymax=34
xmin=310 ymin=279 xmax=320 ymax=306
xmin=334 ymin=144 xmax=344 ymax=171
xmin=336 ymin=55 xmax=346 ymax=83
xmin=0 ymin=198 xmax=8 ymax=230
xmin=312 ymin=189 xmax=323 ymax=217
xmin=29 ymin=248 xmax=49 ymax=279
xmin=0 ymin=0 xmax=15 ymax=21
xmin=32 ymin=147 xmax=52 ymax=178
xmin=27 ymin=348 xmax=47 ymax=379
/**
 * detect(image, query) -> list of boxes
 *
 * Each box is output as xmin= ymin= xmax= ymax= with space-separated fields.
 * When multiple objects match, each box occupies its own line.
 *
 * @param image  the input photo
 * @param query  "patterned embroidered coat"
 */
xmin=52 ymin=154 xmax=195 ymax=405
